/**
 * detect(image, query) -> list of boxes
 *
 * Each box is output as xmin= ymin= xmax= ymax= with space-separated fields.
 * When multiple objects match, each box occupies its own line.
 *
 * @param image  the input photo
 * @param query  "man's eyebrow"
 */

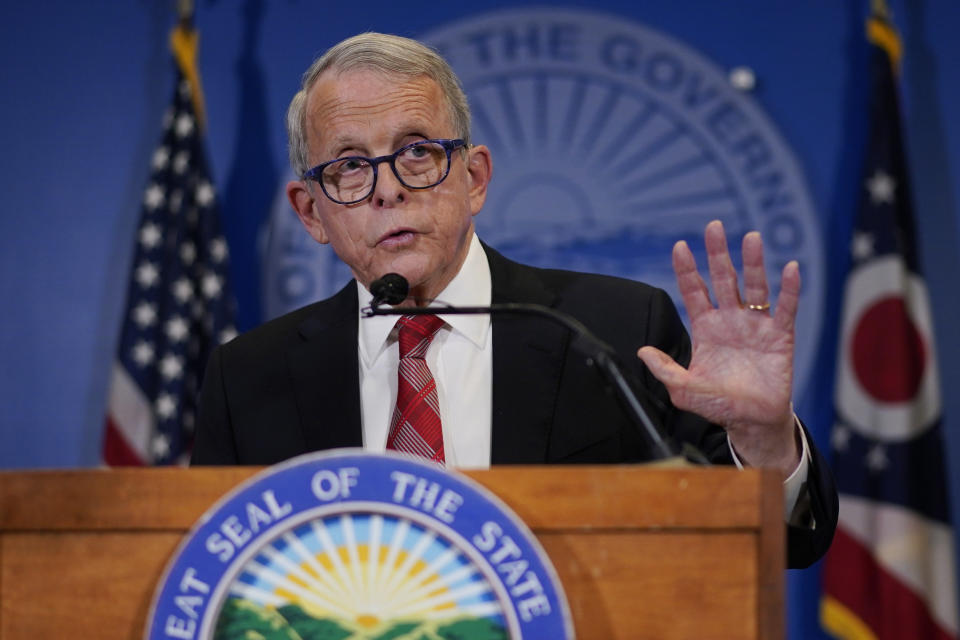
xmin=326 ymin=138 xmax=365 ymax=158
xmin=322 ymin=122 xmax=436 ymax=158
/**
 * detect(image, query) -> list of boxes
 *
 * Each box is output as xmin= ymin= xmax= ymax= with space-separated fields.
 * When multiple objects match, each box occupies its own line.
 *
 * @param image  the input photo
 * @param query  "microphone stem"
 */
xmin=590 ymin=350 xmax=675 ymax=459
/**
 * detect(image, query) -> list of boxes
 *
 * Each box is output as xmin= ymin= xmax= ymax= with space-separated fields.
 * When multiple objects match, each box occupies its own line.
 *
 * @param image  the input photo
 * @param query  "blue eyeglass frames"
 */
xmin=302 ymin=138 xmax=467 ymax=205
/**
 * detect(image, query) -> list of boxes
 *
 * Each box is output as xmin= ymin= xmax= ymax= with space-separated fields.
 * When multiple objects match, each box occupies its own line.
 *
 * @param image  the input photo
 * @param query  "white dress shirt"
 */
xmin=356 ymin=232 xmax=810 ymax=520
xmin=358 ymin=233 xmax=493 ymax=468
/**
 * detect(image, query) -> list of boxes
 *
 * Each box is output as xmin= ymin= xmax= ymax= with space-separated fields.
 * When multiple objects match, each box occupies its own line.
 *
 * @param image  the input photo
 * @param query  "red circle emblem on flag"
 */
xmin=851 ymin=296 xmax=927 ymax=403
xmin=836 ymin=255 xmax=940 ymax=441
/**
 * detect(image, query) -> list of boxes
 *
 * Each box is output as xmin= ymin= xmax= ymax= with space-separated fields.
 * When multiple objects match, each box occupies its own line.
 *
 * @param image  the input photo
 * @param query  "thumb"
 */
xmin=637 ymin=346 xmax=688 ymax=389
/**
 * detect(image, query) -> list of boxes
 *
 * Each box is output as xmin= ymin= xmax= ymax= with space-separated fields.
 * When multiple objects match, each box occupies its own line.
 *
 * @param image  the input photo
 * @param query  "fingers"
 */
xmin=672 ymin=240 xmax=713 ymax=319
xmin=704 ymin=220 xmax=742 ymax=309
xmin=679 ymin=221 xmax=793 ymax=326
xmin=773 ymin=260 xmax=801 ymax=333
xmin=741 ymin=230 xmax=770 ymax=311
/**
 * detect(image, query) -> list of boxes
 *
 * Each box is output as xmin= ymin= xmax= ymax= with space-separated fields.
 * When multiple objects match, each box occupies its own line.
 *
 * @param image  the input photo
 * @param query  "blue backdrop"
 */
xmin=2 ymin=1 xmax=959 ymax=638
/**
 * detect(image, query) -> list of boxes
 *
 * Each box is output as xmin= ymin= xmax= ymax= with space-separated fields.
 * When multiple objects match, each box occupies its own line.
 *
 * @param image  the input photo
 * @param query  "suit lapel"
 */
xmin=287 ymin=283 xmax=364 ymax=452
xmin=485 ymin=245 xmax=569 ymax=464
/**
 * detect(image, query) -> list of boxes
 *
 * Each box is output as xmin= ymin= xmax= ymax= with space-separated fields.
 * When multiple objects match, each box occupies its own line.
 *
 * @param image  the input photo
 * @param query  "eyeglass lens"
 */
xmin=321 ymin=141 xmax=450 ymax=203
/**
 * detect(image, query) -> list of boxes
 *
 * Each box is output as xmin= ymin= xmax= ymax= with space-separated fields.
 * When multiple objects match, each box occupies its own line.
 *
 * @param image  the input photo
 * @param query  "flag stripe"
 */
xmin=836 ymin=495 xmax=958 ymax=631
xmin=822 ymin=528 xmax=955 ymax=640
xmin=103 ymin=417 xmax=146 ymax=466
xmin=106 ymin=363 xmax=154 ymax=461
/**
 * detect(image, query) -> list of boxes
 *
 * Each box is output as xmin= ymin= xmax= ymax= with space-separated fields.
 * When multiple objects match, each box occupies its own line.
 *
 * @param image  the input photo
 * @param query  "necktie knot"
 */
xmin=397 ymin=314 xmax=445 ymax=359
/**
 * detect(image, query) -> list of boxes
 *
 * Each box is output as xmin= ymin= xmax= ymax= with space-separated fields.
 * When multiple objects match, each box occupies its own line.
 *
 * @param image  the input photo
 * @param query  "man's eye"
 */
xmin=338 ymin=158 xmax=367 ymax=173
xmin=407 ymin=144 xmax=429 ymax=158
xmin=400 ymin=143 xmax=439 ymax=162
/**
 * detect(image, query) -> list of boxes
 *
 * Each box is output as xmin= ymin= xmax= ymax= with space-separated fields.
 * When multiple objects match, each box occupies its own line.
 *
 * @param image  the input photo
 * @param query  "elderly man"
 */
xmin=192 ymin=33 xmax=837 ymax=568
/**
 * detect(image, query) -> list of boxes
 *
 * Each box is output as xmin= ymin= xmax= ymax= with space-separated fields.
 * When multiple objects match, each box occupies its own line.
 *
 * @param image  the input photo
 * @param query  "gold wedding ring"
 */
xmin=746 ymin=302 xmax=771 ymax=312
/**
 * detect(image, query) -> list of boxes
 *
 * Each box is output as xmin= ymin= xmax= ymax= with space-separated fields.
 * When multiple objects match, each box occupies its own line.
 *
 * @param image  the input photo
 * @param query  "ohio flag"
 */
xmin=820 ymin=9 xmax=958 ymax=640
xmin=103 ymin=24 xmax=236 ymax=465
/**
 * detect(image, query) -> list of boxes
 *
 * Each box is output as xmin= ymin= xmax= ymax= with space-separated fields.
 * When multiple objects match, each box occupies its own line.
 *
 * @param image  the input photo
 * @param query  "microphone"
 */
xmin=369 ymin=273 xmax=410 ymax=307
xmin=362 ymin=274 xmax=691 ymax=462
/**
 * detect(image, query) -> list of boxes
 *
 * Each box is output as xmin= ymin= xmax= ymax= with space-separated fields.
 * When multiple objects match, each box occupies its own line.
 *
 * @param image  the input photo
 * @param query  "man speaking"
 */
xmin=192 ymin=33 xmax=837 ymax=568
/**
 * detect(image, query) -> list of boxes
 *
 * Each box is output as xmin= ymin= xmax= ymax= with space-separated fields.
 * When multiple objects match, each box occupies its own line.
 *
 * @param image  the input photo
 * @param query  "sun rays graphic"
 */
xmin=467 ymin=70 xmax=749 ymax=251
xmin=218 ymin=511 xmax=509 ymax=637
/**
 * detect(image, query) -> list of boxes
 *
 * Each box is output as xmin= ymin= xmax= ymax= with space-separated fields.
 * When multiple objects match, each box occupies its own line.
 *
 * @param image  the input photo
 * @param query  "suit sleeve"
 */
xmin=786 ymin=422 xmax=840 ymax=568
xmin=191 ymin=345 xmax=240 ymax=465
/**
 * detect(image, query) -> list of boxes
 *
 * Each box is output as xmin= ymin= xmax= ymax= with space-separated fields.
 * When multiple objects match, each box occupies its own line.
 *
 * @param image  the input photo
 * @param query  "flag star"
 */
xmin=152 ymin=146 xmax=170 ymax=170
xmin=132 ymin=301 xmax=157 ymax=328
xmin=220 ymin=325 xmax=238 ymax=344
xmin=156 ymin=393 xmax=177 ymax=420
xmin=866 ymin=170 xmax=896 ymax=205
xmin=160 ymin=353 xmax=184 ymax=381
xmin=831 ymin=425 xmax=851 ymax=452
xmin=171 ymin=278 xmax=194 ymax=304
xmin=209 ymin=237 xmax=228 ymax=262
xmin=196 ymin=181 xmax=215 ymax=207
xmin=166 ymin=315 xmax=190 ymax=343
xmin=131 ymin=340 xmax=155 ymax=367
xmin=144 ymin=183 xmax=165 ymax=210
xmin=173 ymin=151 xmax=190 ymax=174
xmin=139 ymin=223 xmax=162 ymax=249
xmin=175 ymin=112 xmax=195 ymax=138
xmin=151 ymin=433 xmax=171 ymax=459
xmin=186 ymin=207 xmax=199 ymax=226
xmin=162 ymin=108 xmax=174 ymax=129
xmin=135 ymin=261 xmax=160 ymax=288
xmin=865 ymin=443 xmax=889 ymax=472
xmin=178 ymin=80 xmax=192 ymax=99
xmin=851 ymin=231 xmax=875 ymax=261
xmin=191 ymin=300 xmax=205 ymax=320
xmin=180 ymin=242 xmax=196 ymax=265
xmin=202 ymin=272 xmax=223 ymax=299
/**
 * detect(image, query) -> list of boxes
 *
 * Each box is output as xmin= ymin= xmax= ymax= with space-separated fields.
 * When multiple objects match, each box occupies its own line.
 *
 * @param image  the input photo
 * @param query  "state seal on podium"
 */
xmin=146 ymin=450 xmax=573 ymax=639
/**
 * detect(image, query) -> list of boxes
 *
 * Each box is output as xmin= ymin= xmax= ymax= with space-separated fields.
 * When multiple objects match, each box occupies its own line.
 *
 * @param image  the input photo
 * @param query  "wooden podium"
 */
xmin=0 ymin=466 xmax=784 ymax=639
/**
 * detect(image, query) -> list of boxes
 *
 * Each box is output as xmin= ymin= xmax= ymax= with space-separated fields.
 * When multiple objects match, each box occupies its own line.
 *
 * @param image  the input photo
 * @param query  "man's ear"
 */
xmin=286 ymin=180 xmax=329 ymax=244
xmin=466 ymin=144 xmax=493 ymax=216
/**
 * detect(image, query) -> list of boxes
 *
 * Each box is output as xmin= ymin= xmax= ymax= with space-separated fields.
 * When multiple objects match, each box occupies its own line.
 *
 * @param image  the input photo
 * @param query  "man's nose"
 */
xmin=371 ymin=164 xmax=407 ymax=207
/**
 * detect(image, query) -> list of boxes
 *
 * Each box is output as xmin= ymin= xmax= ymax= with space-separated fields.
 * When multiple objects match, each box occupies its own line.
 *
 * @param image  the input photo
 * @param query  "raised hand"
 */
xmin=637 ymin=220 xmax=800 ymax=472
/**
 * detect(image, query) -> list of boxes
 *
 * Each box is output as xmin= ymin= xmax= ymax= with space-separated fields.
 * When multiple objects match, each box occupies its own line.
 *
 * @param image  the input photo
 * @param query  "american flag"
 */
xmin=820 ymin=8 xmax=957 ymax=639
xmin=104 ymin=25 xmax=236 ymax=466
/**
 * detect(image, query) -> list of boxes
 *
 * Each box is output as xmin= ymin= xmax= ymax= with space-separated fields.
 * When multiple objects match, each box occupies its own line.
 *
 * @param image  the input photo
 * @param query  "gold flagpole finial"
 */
xmin=170 ymin=0 xmax=206 ymax=129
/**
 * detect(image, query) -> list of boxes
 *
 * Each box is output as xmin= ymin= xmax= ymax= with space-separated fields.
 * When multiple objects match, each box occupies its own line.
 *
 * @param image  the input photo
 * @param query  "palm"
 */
xmin=679 ymin=303 xmax=793 ymax=428
xmin=638 ymin=221 xmax=800 ymax=468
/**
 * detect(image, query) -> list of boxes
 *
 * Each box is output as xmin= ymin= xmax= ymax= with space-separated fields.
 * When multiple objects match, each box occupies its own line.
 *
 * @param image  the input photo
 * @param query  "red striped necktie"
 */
xmin=386 ymin=314 xmax=446 ymax=464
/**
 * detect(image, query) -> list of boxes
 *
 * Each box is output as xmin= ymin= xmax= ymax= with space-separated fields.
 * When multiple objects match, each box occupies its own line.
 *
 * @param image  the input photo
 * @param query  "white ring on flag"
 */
xmin=835 ymin=255 xmax=941 ymax=441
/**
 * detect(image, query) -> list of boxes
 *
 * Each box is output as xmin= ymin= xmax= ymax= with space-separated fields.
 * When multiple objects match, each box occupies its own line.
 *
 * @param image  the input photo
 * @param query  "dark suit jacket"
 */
xmin=193 ymin=244 xmax=837 ymax=568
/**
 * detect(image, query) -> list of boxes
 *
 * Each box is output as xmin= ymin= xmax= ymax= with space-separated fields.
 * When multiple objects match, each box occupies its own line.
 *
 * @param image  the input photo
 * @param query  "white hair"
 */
xmin=286 ymin=32 xmax=471 ymax=176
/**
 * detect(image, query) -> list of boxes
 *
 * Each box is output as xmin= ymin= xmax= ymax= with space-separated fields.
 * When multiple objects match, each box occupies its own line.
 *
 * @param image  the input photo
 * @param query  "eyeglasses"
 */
xmin=303 ymin=138 xmax=467 ymax=205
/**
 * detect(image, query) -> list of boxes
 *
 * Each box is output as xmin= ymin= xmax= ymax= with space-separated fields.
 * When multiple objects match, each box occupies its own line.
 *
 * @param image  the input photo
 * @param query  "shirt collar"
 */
xmin=357 ymin=233 xmax=491 ymax=366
